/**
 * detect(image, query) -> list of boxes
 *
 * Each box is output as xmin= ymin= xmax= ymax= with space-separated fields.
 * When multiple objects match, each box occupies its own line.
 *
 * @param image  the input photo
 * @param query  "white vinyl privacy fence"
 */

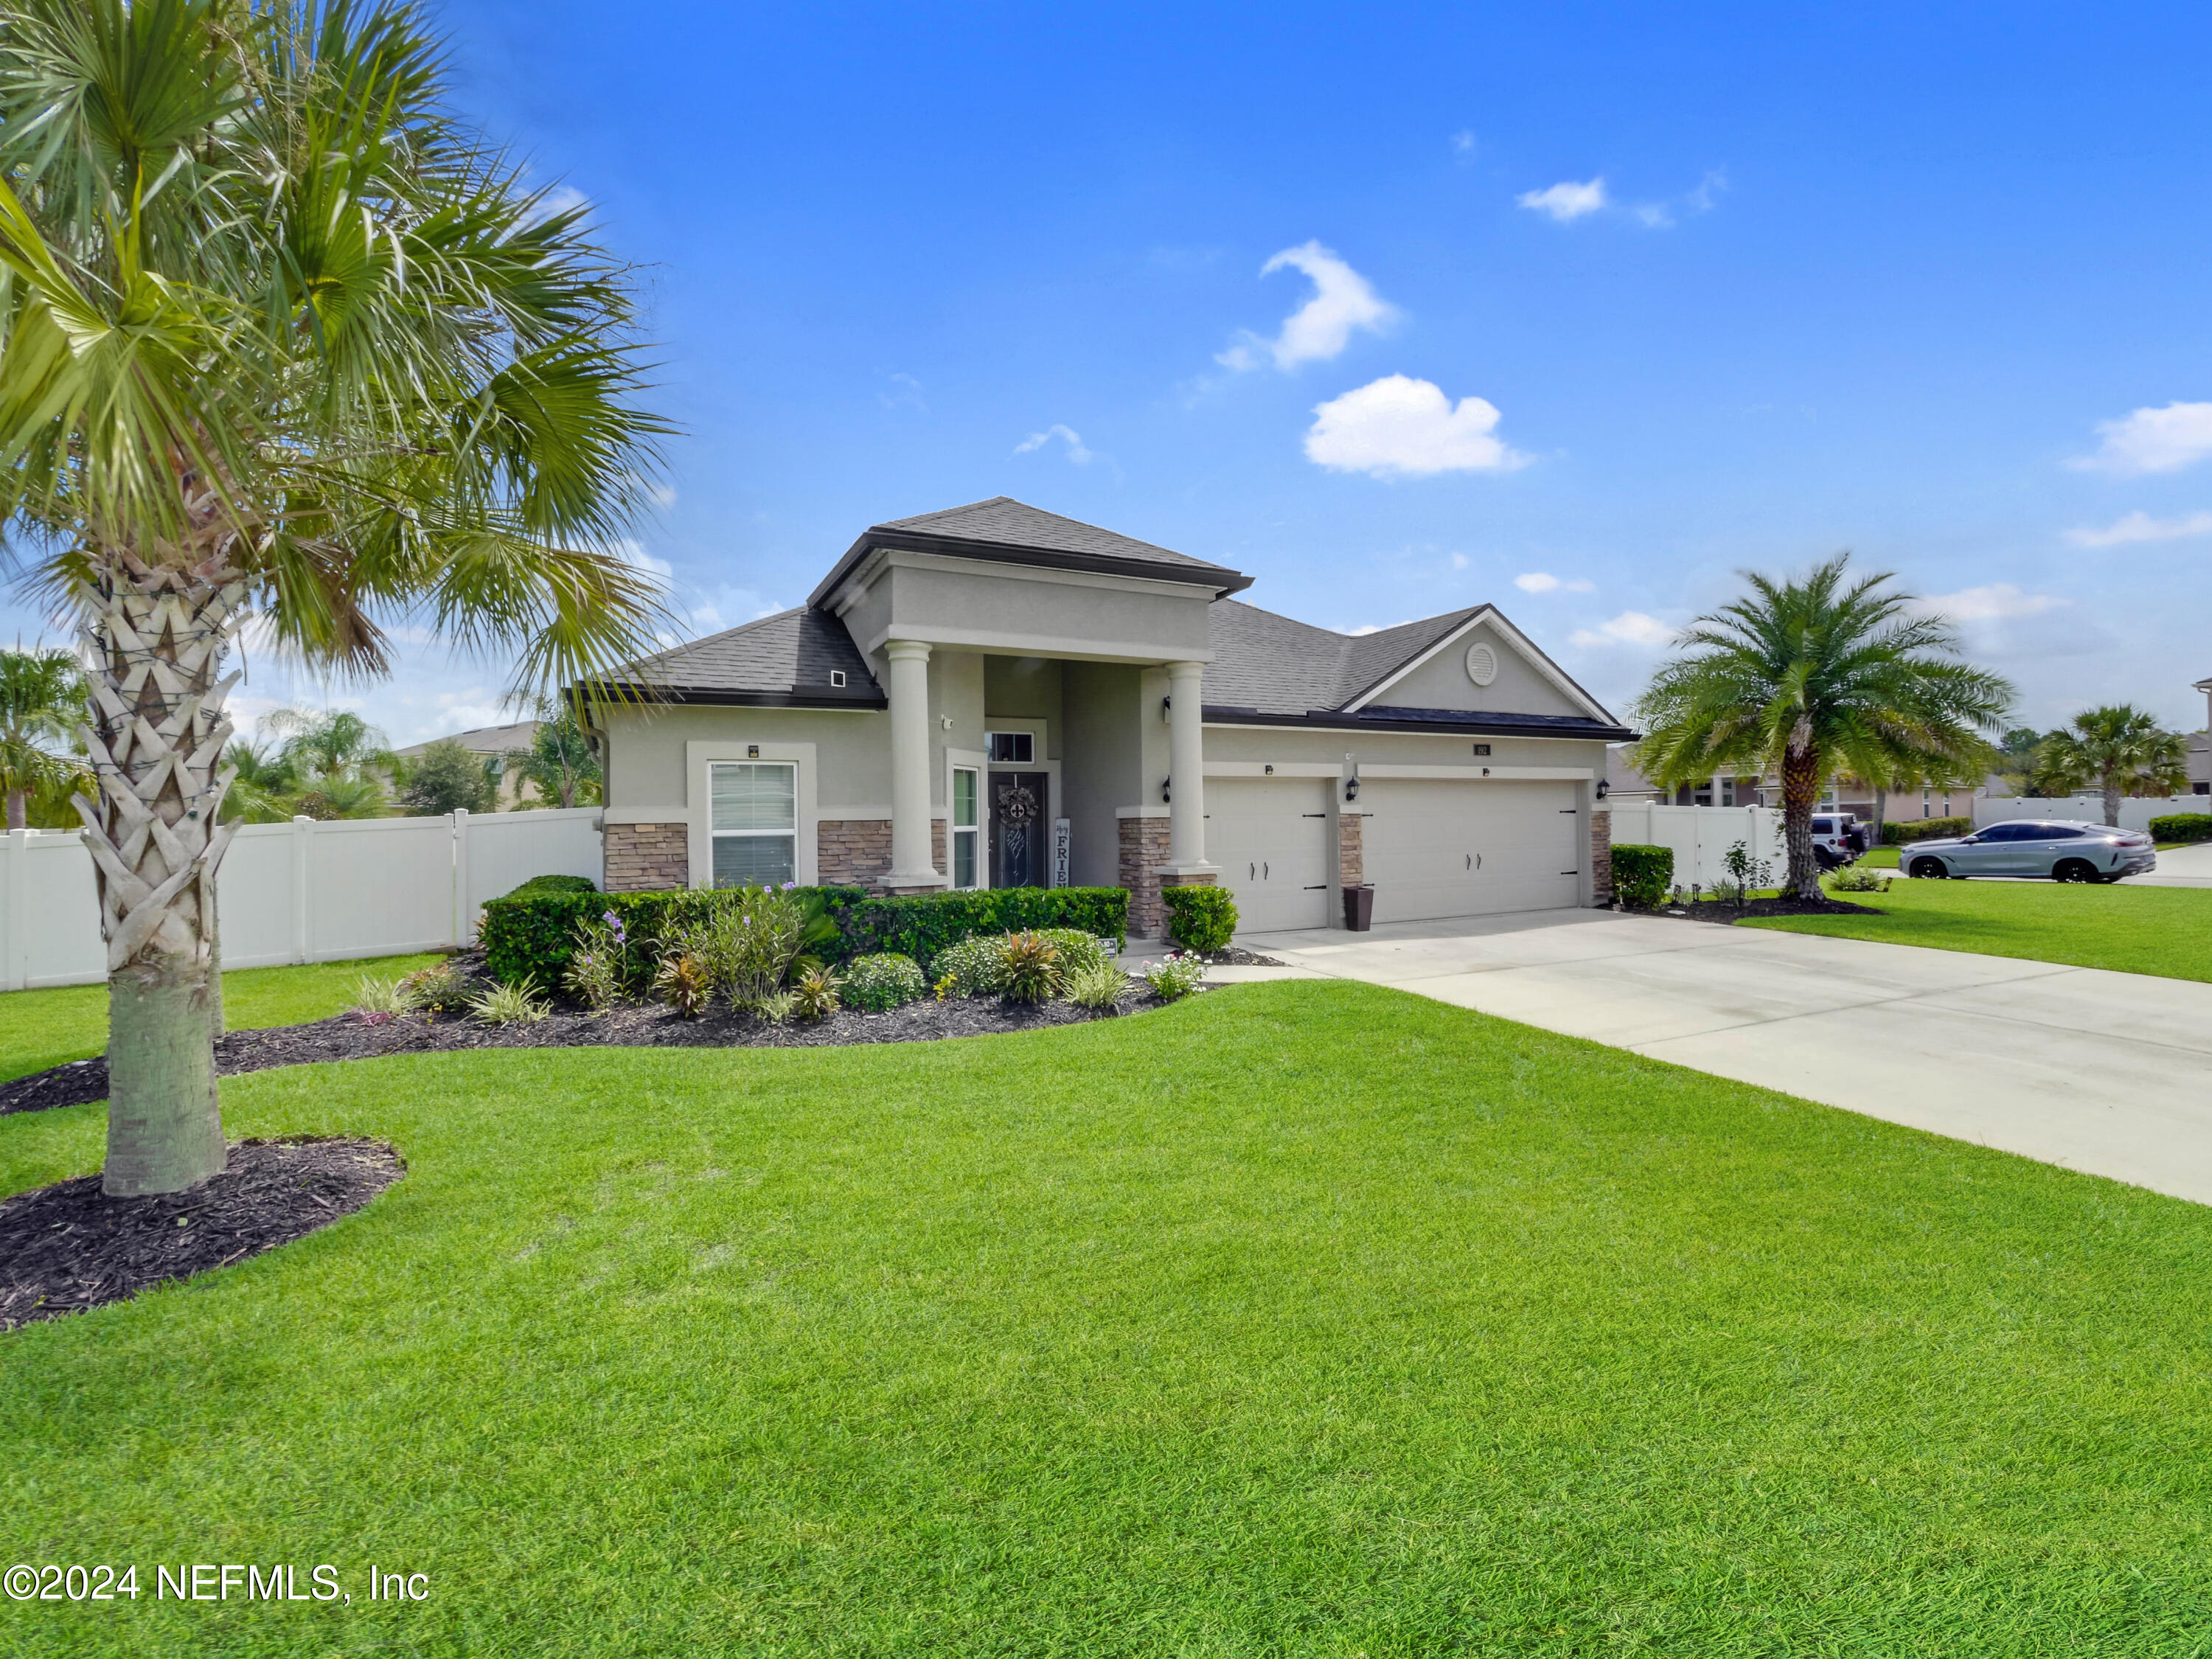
xmin=1607 ymin=802 xmax=1787 ymax=891
xmin=1 ymin=807 xmax=602 ymax=991
xmin=1970 ymin=795 xmax=2209 ymax=834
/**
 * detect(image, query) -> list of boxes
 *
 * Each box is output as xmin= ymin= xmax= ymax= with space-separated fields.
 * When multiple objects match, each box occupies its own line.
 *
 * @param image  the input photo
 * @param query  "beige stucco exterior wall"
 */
xmin=834 ymin=553 xmax=1216 ymax=664
xmin=1061 ymin=662 xmax=1144 ymax=887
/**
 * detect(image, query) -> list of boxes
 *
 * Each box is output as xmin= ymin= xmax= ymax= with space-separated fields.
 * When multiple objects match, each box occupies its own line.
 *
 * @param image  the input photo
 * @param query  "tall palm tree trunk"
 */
xmin=1781 ymin=743 xmax=1822 ymax=899
xmin=2101 ymin=769 xmax=2122 ymax=829
xmin=72 ymin=552 xmax=245 ymax=1197
xmin=4 ymin=787 xmax=21 ymax=831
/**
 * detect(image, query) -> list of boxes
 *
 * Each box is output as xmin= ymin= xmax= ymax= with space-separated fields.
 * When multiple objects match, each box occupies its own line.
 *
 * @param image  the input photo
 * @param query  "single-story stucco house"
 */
xmin=587 ymin=498 xmax=1632 ymax=938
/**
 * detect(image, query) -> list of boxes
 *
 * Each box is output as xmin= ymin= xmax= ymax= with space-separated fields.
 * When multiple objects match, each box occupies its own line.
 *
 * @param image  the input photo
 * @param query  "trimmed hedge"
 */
xmin=481 ymin=886 xmax=869 ymax=992
xmin=833 ymin=887 xmax=1127 ymax=970
xmin=2149 ymin=812 xmax=2212 ymax=844
xmin=1881 ymin=816 xmax=1973 ymax=845
xmin=501 ymin=873 xmax=598 ymax=900
xmin=1161 ymin=884 xmax=1237 ymax=953
xmin=479 ymin=883 xmax=1127 ymax=990
xmin=1610 ymin=844 xmax=1673 ymax=910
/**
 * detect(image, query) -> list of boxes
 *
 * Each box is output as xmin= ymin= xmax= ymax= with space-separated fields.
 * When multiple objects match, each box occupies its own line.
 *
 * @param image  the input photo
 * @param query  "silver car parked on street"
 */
xmin=1902 ymin=820 xmax=2157 ymax=883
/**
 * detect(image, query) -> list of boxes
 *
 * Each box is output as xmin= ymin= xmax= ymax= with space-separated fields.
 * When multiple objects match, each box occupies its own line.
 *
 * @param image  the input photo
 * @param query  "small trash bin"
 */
xmin=1342 ymin=884 xmax=1374 ymax=931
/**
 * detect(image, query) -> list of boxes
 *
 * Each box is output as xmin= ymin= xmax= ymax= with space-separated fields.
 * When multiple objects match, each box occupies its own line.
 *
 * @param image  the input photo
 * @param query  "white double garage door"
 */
xmin=1208 ymin=776 xmax=1583 ymax=935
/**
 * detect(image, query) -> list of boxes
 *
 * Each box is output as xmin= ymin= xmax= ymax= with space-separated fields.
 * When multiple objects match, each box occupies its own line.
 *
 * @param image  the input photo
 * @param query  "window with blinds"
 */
xmin=709 ymin=762 xmax=796 ymax=888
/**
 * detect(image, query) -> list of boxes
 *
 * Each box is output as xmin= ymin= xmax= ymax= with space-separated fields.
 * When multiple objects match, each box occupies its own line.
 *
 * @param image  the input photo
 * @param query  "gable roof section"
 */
xmin=597 ymin=607 xmax=884 ymax=707
xmin=807 ymin=496 xmax=1251 ymax=606
xmin=1205 ymin=598 xmax=1632 ymax=740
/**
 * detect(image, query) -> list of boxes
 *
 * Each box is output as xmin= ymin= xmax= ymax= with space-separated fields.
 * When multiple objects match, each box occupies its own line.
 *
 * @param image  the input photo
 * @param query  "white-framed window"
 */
xmin=951 ymin=765 xmax=980 ymax=889
xmin=987 ymin=731 xmax=1034 ymax=764
xmin=709 ymin=761 xmax=796 ymax=887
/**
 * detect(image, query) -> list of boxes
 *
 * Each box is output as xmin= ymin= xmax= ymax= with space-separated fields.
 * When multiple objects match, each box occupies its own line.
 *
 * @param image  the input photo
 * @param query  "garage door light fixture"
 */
xmin=1344 ymin=777 xmax=1360 ymax=802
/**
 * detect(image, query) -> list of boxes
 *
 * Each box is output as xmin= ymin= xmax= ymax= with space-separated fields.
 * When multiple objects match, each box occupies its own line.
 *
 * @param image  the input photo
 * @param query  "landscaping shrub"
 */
xmin=843 ymin=953 xmax=927 ymax=1012
xmin=1827 ymin=865 xmax=1893 ymax=894
xmin=834 ymin=887 xmax=1128 ymax=967
xmin=502 ymin=873 xmax=597 ymax=900
xmin=563 ymin=910 xmax=628 ymax=1011
xmin=998 ymin=933 xmax=1064 ymax=1004
xmin=1882 ymin=816 xmax=1973 ymax=845
xmin=1161 ymin=884 xmax=1237 ymax=953
xmin=471 ymin=979 xmax=549 ymax=1026
xmin=790 ymin=964 xmax=842 ymax=1021
xmin=481 ymin=885 xmax=869 ymax=991
xmin=1062 ymin=957 xmax=1128 ymax=1011
xmin=1610 ymin=844 xmax=1673 ymax=910
xmin=481 ymin=884 xmax=1118 ymax=990
xmin=1029 ymin=928 xmax=1113 ymax=976
xmin=2149 ymin=812 xmax=2212 ymax=844
xmin=1141 ymin=954 xmax=1206 ymax=1002
xmin=398 ymin=959 xmax=473 ymax=1014
xmin=654 ymin=885 xmax=824 ymax=1012
xmin=932 ymin=935 xmax=1006 ymax=998
xmin=653 ymin=953 xmax=711 ymax=1017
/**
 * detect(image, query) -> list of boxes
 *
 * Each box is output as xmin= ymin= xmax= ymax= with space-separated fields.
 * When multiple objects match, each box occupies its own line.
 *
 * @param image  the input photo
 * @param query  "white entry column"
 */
xmin=885 ymin=639 xmax=941 ymax=890
xmin=1164 ymin=659 xmax=1212 ymax=874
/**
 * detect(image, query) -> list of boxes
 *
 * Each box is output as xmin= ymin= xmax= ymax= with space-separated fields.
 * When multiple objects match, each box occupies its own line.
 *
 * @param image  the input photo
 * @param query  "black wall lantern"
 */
xmin=1596 ymin=778 xmax=1610 ymax=801
xmin=1344 ymin=776 xmax=1360 ymax=803
xmin=1161 ymin=776 xmax=1170 ymax=804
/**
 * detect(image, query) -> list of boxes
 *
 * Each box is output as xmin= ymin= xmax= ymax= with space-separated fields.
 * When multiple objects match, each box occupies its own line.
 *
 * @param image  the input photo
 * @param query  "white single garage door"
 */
xmin=1363 ymin=779 xmax=1581 ymax=924
xmin=1206 ymin=777 xmax=1332 ymax=934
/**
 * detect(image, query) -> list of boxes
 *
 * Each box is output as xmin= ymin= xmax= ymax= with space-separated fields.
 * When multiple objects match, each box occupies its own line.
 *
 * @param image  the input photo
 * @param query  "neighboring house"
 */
xmin=2191 ymin=675 xmax=2211 ymax=796
xmin=589 ymin=498 xmax=1632 ymax=937
xmin=389 ymin=719 xmax=542 ymax=808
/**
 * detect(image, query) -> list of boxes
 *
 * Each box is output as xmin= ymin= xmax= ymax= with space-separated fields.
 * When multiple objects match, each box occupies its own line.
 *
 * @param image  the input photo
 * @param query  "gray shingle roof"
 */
xmin=877 ymin=497 xmax=1226 ymax=573
xmin=611 ymin=607 xmax=883 ymax=704
xmin=1204 ymin=601 xmax=1486 ymax=714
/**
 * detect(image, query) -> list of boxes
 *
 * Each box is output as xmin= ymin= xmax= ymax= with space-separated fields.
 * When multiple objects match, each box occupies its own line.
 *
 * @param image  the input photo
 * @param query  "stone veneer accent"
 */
xmin=1118 ymin=815 xmax=1172 ymax=938
xmin=605 ymin=821 xmax=688 ymax=891
xmin=821 ymin=819 xmax=948 ymax=895
xmin=1337 ymin=810 xmax=1364 ymax=889
xmin=1590 ymin=807 xmax=1613 ymax=903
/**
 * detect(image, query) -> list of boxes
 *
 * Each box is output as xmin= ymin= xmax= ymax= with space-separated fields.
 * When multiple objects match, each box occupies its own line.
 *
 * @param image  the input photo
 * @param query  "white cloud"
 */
xmin=1517 ymin=178 xmax=1608 ymax=222
xmin=1920 ymin=583 xmax=2066 ymax=622
xmin=1217 ymin=242 xmax=1398 ymax=372
xmin=1014 ymin=423 xmax=1094 ymax=464
xmin=1520 ymin=169 xmax=1725 ymax=229
xmin=1514 ymin=571 xmax=1594 ymax=594
xmin=1450 ymin=552 xmax=1469 ymax=570
xmin=2066 ymin=509 xmax=2212 ymax=548
xmin=2070 ymin=401 xmax=2212 ymax=475
xmin=521 ymin=183 xmax=591 ymax=229
xmin=1346 ymin=620 xmax=1413 ymax=636
xmin=880 ymin=372 xmax=928 ymax=413
xmin=1303 ymin=375 xmax=1529 ymax=478
xmin=1451 ymin=131 xmax=1478 ymax=159
xmin=647 ymin=483 xmax=678 ymax=509
xmin=615 ymin=539 xmax=672 ymax=581
xmin=1569 ymin=611 xmax=1674 ymax=648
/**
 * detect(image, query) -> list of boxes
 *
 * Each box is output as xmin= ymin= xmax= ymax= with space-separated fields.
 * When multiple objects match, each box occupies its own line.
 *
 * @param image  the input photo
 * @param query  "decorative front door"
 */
xmin=989 ymin=771 xmax=1049 ymax=888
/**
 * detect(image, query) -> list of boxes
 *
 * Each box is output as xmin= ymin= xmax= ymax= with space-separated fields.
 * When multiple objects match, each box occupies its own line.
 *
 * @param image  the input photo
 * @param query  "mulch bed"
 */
xmin=0 ymin=1137 xmax=403 ymax=1331
xmin=1 ymin=966 xmax=1170 ymax=1118
xmin=1178 ymin=945 xmax=1286 ymax=967
xmin=1641 ymin=894 xmax=1881 ymax=925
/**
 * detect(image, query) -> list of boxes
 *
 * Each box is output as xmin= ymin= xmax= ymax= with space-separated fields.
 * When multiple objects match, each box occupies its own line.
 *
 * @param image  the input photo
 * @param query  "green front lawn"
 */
xmin=1747 ymin=876 xmax=2212 ymax=982
xmin=6 ymin=981 xmax=2211 ymax=1655
xmin=0 ymin=954 xmax=447 ymax=1085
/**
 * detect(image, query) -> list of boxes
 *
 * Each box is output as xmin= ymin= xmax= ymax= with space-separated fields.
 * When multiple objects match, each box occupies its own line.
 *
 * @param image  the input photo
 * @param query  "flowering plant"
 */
xmin=1141 ymin=953 xmax=1206 ymax=1003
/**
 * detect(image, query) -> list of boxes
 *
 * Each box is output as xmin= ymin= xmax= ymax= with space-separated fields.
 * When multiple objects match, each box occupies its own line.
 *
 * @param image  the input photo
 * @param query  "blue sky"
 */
xmin=24 ymin=2 xmax=2212 ymax=742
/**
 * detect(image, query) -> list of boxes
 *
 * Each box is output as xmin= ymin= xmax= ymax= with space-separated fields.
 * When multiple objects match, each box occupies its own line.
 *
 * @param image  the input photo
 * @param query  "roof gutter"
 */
xmin=1203 ymin=705 xmax=1638 ymax=742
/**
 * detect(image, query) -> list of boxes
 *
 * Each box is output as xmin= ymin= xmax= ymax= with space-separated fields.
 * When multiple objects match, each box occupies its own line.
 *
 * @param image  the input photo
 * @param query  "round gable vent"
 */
xmin=1464 ymin=641 xmax=1499 ymax=687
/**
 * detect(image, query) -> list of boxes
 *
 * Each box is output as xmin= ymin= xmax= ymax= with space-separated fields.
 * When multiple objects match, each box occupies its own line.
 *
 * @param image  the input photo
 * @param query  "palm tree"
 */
xmin=506 ymin=696 xmax=602 ymax=809
xmin=2035 ymin=706 xmax=2188 ymax=827
xmin=0 ymin=0 xmax=669 ymax=1195
xmin=0 ymin=644 xmax=84 ymax=829
xmin=1632 ymin=555 xmax=2014 ymax=899
xmin=265 ymin=706 xmax=392 ymax=815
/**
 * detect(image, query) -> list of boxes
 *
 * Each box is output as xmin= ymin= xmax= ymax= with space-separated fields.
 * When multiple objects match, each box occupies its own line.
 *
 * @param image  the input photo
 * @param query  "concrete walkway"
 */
xmin=1242 ymin=908 xmax=2212 ymax=1208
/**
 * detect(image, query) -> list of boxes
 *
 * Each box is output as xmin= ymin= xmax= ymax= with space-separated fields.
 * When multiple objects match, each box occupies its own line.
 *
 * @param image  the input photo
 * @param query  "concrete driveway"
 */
xmin=2135 ymin=842 xmax=2212 ymax=888
xmin=1240 ymin=908 xmax=2212 ymax=1208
